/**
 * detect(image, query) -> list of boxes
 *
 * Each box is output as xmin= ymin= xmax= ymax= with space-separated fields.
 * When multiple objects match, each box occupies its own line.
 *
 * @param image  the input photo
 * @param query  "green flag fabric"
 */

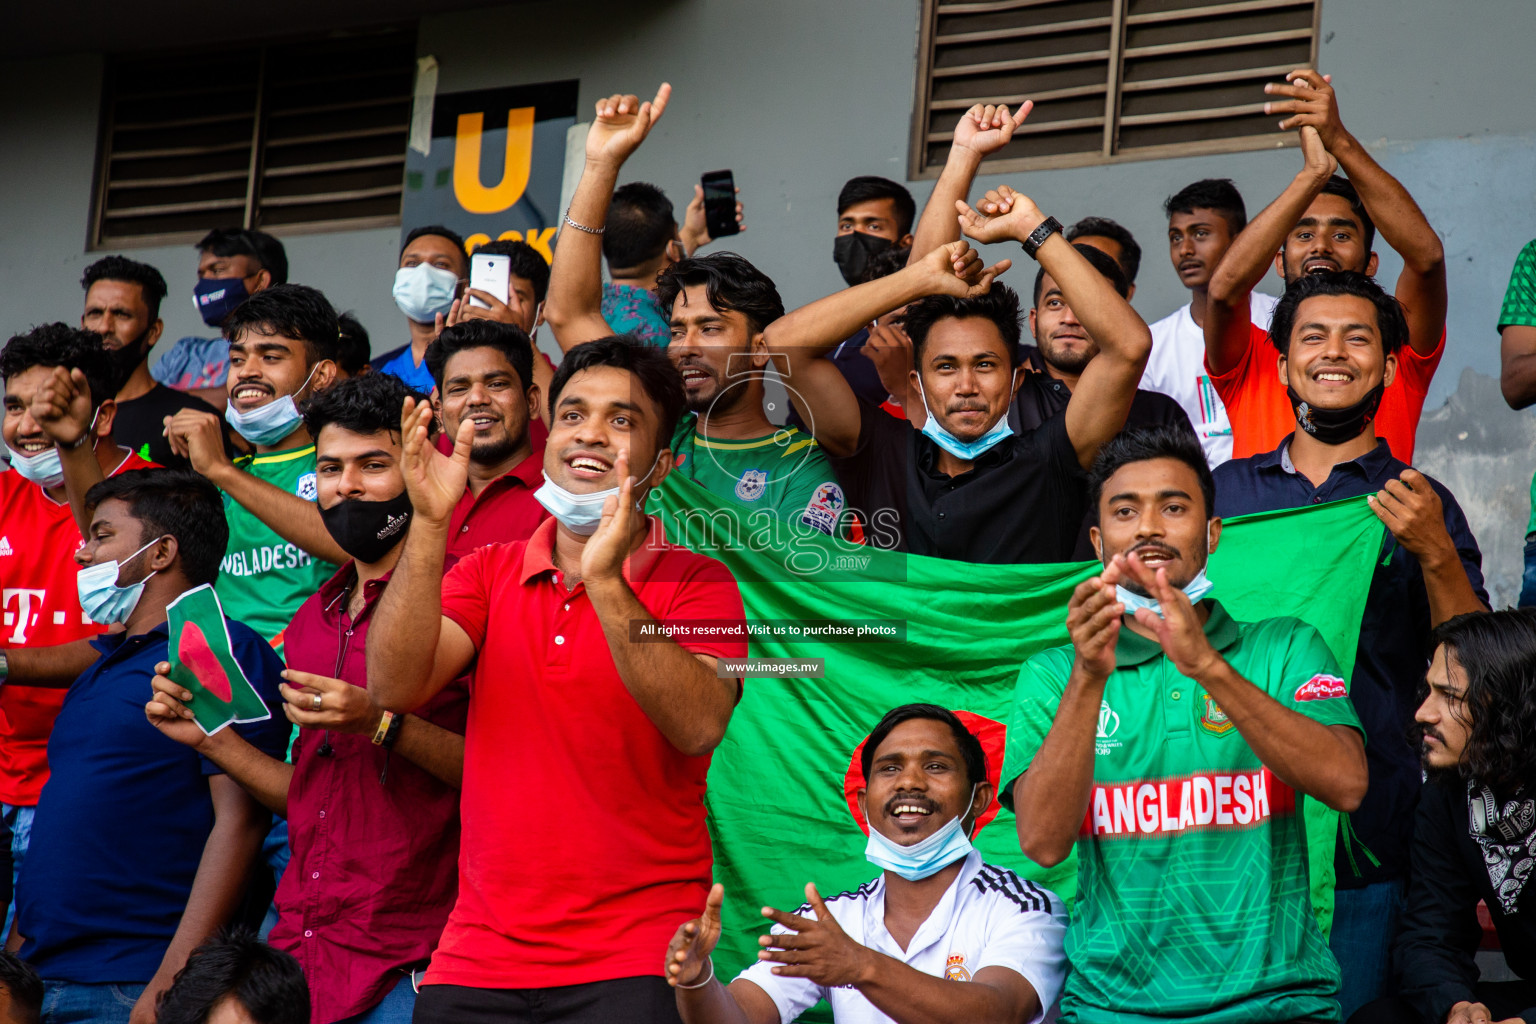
xmin=647 ymin=474 xmax=1384 ymax=1003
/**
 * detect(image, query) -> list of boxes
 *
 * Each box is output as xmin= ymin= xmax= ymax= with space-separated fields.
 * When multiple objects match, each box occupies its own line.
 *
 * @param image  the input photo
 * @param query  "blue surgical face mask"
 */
xmin=5 ymin=409 xmax=101 ymax=488
xmin=77 ymin=536 xmax=165 ymax=626
xmin=193 ymin=276 xmax=251 ymax=328
xmin=533 ymin=454 xmax=663 ymax=536
xmin=1114 ymin=529 xmax=1216 ymax=618
xmin=863 ymin=785 xmax=979 ymax=882
xmin=225 ymin=366 xmax=318 ymax=446
xmin=915 ymin=373 xmax=1017 ymax=461
xmin=392 ymin=263 xmax=460 ymax=324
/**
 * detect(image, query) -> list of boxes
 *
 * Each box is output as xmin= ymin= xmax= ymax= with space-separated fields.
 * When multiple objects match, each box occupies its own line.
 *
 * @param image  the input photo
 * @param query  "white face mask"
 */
xmin=5 ymin=408 xmax=101 ymax=488
xmin=532 ymin=453 xmax=663 ymax=535
xmin=914 ymin=371 xmax=1019 ymax=461
xmin=862 ymin=785 xmax=979 ymax=881
xmin=393 ymin=263 xmax=460 ymax=324
xmin=1112 ymin=526 xmax=1217 ymax=618
xmin=225 ymin=365 xmax=318 ymax=446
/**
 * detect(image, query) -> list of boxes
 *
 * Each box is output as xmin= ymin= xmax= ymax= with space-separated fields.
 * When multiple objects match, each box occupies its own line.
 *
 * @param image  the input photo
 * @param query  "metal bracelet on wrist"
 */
xmin=563 ymin=210 xmax=605 ymax=235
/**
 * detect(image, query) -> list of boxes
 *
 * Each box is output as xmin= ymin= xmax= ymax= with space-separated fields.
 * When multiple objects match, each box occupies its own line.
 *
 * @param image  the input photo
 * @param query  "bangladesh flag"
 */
xmin=647 ymin=473 xmax=1383 ymax=1011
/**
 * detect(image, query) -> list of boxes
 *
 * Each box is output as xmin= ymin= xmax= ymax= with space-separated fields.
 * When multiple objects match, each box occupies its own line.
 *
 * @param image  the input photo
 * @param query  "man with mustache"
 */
xmin=1144 ymin=179 xmax=1278 ymax=467
xmin=1004 ymin=424 xmax=1369 ymax=1024
xmin=663 ymin=704 xmax=1067 ymax=1024
xmin=1351 ymin=611 xmax=1536 ymax=1024
xmin=545 ymin=86 xmax=845 ymax=535
xmin=1204 ymin=71 xmax=1447 ymax=461
xmin=79 ymin=256 xmax=227 ymax=471
xmin=1214 ymin=271 xmax=1487 ymax=1017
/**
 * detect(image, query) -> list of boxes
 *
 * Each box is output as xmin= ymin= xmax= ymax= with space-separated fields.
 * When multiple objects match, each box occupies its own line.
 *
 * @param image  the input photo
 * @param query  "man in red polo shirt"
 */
xmin=423 ymin=319 xmax=548 ymax=556
xmin=146 ymin=372 xmax=474 ymax=1024
xmin=0 ymin=324 xmax=156 ymax=928
xmin=1204 ymin=71 xmax=1446 ymax=461
xmin=369 ymin=335 xmax=747 ymax=1024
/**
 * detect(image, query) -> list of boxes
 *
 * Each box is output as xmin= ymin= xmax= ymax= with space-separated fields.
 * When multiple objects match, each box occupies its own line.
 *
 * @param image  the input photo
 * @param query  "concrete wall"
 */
xmin=3 ymin=0 xmax=1535 ymax=597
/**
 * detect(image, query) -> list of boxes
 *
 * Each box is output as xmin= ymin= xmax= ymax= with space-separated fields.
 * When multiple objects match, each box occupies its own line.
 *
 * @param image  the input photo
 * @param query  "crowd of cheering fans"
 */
xmin=1 ymin=67 xmax=1535 ymax=1024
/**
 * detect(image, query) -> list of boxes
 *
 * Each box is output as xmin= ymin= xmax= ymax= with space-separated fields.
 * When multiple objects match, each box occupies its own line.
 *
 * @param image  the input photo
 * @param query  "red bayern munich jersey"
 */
xmin=0 ymin=449 xmax=156 ymax=805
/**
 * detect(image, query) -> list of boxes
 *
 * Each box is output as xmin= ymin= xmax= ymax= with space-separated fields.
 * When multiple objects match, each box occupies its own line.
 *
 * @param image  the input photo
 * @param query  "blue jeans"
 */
xmin=1330 ymin=879 xmax=1405 ymax=1021
xmin=3 ymin=803 xmax=34 ymax=937
xmin=1520 ymin=536 xmax=1536 ymax=608
xmin=341 ymin=972 xmax=419 ymax=1024
xmin=39 ymin=981 xmax=146 ymax=1024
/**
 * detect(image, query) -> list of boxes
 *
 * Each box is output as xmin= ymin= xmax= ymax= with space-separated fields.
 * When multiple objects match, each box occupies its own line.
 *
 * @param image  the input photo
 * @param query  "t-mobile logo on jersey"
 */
xmin=3 ymin=588 xmax=47 ymax=644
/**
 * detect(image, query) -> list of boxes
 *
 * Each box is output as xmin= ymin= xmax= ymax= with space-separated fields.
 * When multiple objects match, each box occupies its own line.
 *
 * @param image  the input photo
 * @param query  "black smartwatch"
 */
xmin=1021 ymin=216 xmax=1062 ymax=260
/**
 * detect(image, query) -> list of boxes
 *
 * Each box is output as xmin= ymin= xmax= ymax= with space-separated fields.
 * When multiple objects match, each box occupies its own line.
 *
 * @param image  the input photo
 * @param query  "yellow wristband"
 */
xmin=371 ymin=710 xmax=395 ymax=745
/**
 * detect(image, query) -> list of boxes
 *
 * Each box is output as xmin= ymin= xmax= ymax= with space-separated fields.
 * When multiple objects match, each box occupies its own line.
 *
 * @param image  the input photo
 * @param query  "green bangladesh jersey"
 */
xmin=215 ymin=444 xmax=337 ymax=655
xmin=1000 ymin=602 xmax=1363 ymax=1024
xmin=656 ymin=416 xmax=847 ymax=536
xmin=1499 ymin=240 xmax=1536 ymax=535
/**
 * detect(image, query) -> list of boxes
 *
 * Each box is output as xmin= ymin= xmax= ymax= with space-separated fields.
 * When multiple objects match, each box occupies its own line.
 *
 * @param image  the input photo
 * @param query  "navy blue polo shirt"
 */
xmin=17 ymin=617 xmax=288 ymax=983
xmin=1213 ymin=436 xmax=1487 ymax=889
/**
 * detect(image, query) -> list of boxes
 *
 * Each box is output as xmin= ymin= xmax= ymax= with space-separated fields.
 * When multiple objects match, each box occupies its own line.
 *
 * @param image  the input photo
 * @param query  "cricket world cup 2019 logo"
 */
xmin=1095 ymin=700 xmax=1123 ymax=755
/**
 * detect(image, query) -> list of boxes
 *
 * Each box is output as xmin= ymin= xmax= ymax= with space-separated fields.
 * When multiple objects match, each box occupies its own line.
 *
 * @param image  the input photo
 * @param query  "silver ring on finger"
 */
xmin=312 ymin=694 xmax=323 ymax=711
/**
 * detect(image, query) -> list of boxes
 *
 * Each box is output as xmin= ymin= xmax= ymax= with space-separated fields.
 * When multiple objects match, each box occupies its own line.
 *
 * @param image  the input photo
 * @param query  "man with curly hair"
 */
xmin=1351 ymin=611 xmax=1536 ymax=1024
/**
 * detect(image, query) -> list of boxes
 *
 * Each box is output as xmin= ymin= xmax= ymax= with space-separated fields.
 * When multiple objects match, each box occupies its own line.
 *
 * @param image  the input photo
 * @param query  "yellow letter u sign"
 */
xmin=453 ymin=107 xmax=535 ymax=214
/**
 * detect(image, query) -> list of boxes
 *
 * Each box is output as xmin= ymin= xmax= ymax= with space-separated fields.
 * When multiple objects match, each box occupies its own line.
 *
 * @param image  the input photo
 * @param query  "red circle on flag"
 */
xmin=843 ymin=710 xmax=1007 ymax=837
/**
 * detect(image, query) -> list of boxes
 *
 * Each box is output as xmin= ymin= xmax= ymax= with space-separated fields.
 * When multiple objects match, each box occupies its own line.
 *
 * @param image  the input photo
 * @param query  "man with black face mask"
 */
xmin=833 ymin=177 xmax=916 ymax=288
xmin=146 ymin=371 xmax=468 ymax=1024
xmin=1214 ymin=271 xmax=1487 ymax=1019
xmin=80 ymin=256 xmax=226 ymax=470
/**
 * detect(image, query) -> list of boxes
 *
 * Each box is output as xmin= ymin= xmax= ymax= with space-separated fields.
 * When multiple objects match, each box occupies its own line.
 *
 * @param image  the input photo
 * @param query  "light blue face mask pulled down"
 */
xmin=77 ymin=536 xmax=164 ymax=626
xmin=533 ymin=454 xmax=663 ymax=536
xmin=392 ymin=263 xmax=460 ymax=324
xmin=1116 ymin=568 xmax=1215 ymax=619
xmin=915 ymin=373 xmax=1017 ymax=461
xmin=6 ymin=443 xmax=65 ymax=488
xmin=225 ymin=366 xmax=317 ymax=446
xmin=862 ymin=786 xmax=978 ymax=882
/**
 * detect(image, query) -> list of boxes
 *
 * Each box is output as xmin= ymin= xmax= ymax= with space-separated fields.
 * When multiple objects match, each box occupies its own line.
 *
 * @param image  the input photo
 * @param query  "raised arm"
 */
xmin=1124 ymin=552 xmax=1367 ymax=812
xmin=582 ymin=455 xmax=740 ymax=757
xmin=906 ymin=102 xmax=1032 ymax=265
xmin=764 ymin=241 xmax=1009 ymax=456
xmin=29 ymin=366 xmax=107 ymax=536
xmin=957 ymin=186 xmax=1150 ymax=467
xmin=1205 ymin=126 xmax=1336 ymax=374
xmin=544 ymin=84 xmax=672 ymax=351
xmin=1013 ymin=566 xmax=1125 ymax=867
xmin=366 ymin=400 xmax=478 ymax=711
xmin=1266 ymin=70 xmax=1446 ymax=355
xmin=164 ymin=408 xmax=346 ymax=565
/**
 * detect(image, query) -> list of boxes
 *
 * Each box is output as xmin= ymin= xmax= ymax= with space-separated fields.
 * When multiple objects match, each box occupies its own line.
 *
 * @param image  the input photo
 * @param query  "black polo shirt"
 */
xmin=1214 ymin=436 xmax=1487 ymax=889
xmin=826 ymin=399 xmax=1087 ymax=564
xmin=1010 ymin=345 xmax=1196 ymax=439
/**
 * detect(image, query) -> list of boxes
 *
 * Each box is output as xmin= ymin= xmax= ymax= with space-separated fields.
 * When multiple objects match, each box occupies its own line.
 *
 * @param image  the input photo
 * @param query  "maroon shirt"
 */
xmin=445 ymin=449 xmax=549 ymax=558
xmin=269 ymin=562 xmax=469 ymax=1023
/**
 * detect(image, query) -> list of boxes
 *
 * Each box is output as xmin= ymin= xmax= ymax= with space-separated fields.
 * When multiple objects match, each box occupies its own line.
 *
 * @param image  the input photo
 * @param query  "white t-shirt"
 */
xmin=735 ymin=851 xmax=1067 ymax=1024
xmin=1143 ymin=292 xmax=1278 ymax=467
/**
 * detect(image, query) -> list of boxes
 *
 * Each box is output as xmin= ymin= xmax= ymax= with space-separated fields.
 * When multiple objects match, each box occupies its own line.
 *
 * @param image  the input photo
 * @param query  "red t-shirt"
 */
xmin=446 ymin=450 xmax=549 ymax=558
xmin=429 ymin=516 xmax=746 ymax=988
xmin=1206 ymin=323 xmax=1444 ymax=461
xmin=0 ymin=450 xmax=156 ymax=806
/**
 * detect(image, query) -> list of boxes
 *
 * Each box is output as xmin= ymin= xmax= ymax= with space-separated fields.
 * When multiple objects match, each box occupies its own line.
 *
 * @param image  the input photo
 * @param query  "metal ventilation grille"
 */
xmin=91 ymin=27 xmax=414 ymax=248
xmin=909 ymin=0 xmax=1320 ymax=176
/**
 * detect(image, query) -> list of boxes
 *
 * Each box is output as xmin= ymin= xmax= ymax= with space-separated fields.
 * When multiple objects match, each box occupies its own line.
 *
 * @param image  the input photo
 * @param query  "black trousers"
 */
xmin=412 ymin=976 xmax=682 ymax=1024
xmin=1349 ymin=982 xmax=1536 ymax=1024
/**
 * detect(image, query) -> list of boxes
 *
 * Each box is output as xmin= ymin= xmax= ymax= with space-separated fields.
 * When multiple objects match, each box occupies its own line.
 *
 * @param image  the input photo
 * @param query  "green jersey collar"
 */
xmin=1113 ymin=599 xmax=1239 ymax=669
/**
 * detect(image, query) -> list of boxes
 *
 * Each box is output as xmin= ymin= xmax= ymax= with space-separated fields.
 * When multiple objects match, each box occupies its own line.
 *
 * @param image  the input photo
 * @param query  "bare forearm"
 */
xmin=5 ymin=639 xmax=102 ymax=687
xmin=392 ymin=714 xmax=465 ymax=788
xmin=1499 ymin=327 xmax=1536 ymax=409
xmin=1331 ymin=134 xmax=1444 ymax=273
xmin=858 ymin=958 xmax=1027 ymax=1024
xmin=208 ymin=464 xmax=346 ymax=564
xmin=546 ymin=157 xmax=623 ymax=349
xmin=58 ymin=442 xmax=106 ymax=536
xmin=156 ymin=783 xmax=268 ymax=986
xmin=1209 ymin=168 xmax=1328 ymax=308
xmin=198 ymin=730 xmax=294 ymax=816
xmin=1014 ymin=667 xmax=1104 ymax=866
xmin=765 ymin=267 xmax=933 ymax=364
xmin=1035 ymin=233 xmax=1150 ymax=367
xmin=907 ymin=149 xmax=981 ymax=265
xmin=1419 ymin=550 xmax=1488 ymax=625
xmin=367 ymin=525 xmax=448 ymax=709
xmin=1198 ymin=659 xmax=1366 ymax=811
xmin=588 ymin=577 xmax=735 ymax=757
xmin=677 ymin=979 xmax=758 ymax=1024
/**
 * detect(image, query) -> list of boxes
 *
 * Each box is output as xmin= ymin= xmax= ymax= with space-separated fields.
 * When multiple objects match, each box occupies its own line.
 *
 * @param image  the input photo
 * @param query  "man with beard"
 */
xmin=1204 ymin=71 xmax=1447 ymax=461
xmin=1350 ymin=611 xmax=1536 ymax=1024
xmin=545 ymin=86 xmax=845 ymax=534
xmin=663 ymin=704 xmax=1067 ymax=1024
xmin=424 ymin=319 xmax=550 ymax=555
xmin=1004 ymin=424 xmax=1369 ymax=1024
xmin=80 ymin=256 xmax=227 ymax=470
xmin=1214 ymin=271 xmax=1487 ymax=1017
